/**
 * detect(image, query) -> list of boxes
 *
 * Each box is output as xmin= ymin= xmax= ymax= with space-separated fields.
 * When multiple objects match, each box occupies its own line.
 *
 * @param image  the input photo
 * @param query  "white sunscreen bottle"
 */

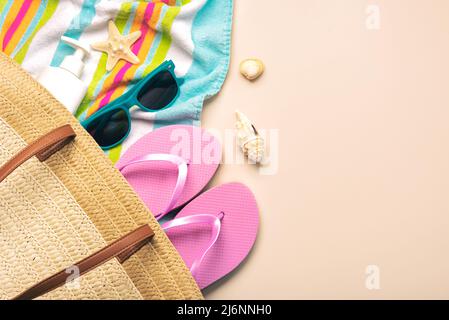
xmin=37 ymin=36 xmax=90 ymax=114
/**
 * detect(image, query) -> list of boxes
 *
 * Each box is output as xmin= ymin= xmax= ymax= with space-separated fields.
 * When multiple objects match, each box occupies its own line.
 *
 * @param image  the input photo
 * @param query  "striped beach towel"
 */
xmin=0 ymin=0 xmax=232 ymax=162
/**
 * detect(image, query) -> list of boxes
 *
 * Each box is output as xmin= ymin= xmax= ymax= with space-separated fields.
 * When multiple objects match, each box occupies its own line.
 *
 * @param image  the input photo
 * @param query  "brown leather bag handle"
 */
xmin=14 ymin=224 xmax=154 ymax=300
xmin=0 ymin=125 xmax=154 ymax=299
xmin=0 ymin=124 xmax=76 ymax=183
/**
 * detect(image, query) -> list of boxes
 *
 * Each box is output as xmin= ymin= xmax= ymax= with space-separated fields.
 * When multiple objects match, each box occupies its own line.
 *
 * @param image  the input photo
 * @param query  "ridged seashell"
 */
xmin=242 ymin=136 xmax=265 ymax=163
xmin=239 ymin=58 xmax=264 ymax=80
xmin=235 ymin=110 xmax=265 ymax=163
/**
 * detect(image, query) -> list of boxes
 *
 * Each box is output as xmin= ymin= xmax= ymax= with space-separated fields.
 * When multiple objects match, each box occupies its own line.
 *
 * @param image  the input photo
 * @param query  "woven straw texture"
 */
xmin=0 ymin=117 xmax=143 ymax=300
xmin=0 ymin=52 xmax=202 ymax=300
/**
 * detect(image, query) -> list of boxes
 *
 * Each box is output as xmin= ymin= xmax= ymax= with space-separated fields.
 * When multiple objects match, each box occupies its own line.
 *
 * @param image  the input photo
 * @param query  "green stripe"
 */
xmin=78 ymin=4 xmax=180 ymax=163
xmin=75 ymin=2 xmax=133 ymax=163
xmin=75 ymin=2 xmax=133 ymax=118
xmin=143 ymin=6 xmax=180 ymax=75
xmin=14 ymin=0 xmax=59 ymax=64
xmin=109 ymin=6 xmax=180 ymax=163
xmin=108 ymin=144 xmax=122 ymax=163
xmin=0 ymin=0 xmax=8 ymax=14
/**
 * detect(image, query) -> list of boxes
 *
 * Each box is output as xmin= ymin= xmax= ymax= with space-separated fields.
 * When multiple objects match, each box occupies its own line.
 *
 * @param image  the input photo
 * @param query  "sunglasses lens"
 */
xmin=137 ymin=70 xmax=178 ymax=110
xmin=86 ymin=109 xmax=129 ymax=148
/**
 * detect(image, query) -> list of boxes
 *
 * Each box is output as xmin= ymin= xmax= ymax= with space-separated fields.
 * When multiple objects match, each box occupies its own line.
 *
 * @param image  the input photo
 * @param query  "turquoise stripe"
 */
xmin=11 ymin=0 xmax=47 ymax=57
xmin=153 ymin=0 xmax=233 ymax=129
xmin=50 ymin=0 xmax=99 ymax=67
xmin=0 ymin=0 xmax=14 ymax=31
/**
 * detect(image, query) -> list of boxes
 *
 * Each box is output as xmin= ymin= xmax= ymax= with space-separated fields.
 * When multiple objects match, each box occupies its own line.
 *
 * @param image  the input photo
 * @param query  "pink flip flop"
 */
xmin=161 ymin=183 xmax=259 ymax=289
xmin=115 ymin=125 xmax=221 ymax=219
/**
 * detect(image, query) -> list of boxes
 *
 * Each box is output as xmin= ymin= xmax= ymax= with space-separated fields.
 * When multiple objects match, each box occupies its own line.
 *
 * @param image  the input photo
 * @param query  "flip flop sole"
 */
xmin=116 ymin=125 xmax=221 ymax=216
xmin=166 ymin=183 xmax=259 ymax=289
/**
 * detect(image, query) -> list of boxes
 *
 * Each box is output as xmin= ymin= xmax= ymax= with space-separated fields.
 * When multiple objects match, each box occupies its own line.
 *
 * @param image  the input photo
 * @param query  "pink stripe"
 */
xmin=3 ymin=0 xmax=33 ymax=50
xmin=98 ymin=3 xmax=155 ymax=109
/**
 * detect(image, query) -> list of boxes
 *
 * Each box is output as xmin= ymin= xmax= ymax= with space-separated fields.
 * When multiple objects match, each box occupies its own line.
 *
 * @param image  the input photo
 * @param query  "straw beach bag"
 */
xmin=0 ymin=52 xmax=203 ymax=300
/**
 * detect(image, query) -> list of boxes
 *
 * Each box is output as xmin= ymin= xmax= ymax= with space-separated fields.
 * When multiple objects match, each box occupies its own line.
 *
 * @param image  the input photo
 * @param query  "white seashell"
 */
xmin=235 ymin=110 xmax=265 ymax=163
xmin=239 ymin=58 xmax=264 ymax=80
xmin=243 ymin=137 xmax=265 ymax=163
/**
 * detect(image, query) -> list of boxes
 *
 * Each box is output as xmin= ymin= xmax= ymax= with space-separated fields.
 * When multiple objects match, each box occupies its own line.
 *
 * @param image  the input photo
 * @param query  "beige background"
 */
xmin=201 ymin=0 xmax=449 ymax=299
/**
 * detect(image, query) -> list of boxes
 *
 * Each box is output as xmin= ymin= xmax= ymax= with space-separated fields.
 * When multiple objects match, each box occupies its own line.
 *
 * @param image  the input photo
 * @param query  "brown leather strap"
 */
xmin=14 ymin=224 xmax=154 ymax=300
xmin=0 ymin=124 xmax=76 ymax=183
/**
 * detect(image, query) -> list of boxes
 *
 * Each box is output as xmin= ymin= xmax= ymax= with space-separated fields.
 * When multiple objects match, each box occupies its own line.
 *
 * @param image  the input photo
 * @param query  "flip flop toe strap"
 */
xmin=161 ymin=213 xmax=224 ymax=277
xmin=117 ymin=153 xmax=188 ymax=220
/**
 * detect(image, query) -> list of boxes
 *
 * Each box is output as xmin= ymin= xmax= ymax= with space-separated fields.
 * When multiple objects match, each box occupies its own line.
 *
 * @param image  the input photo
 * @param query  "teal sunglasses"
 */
xmin=81 ymin=60 xmax=181 ymax=150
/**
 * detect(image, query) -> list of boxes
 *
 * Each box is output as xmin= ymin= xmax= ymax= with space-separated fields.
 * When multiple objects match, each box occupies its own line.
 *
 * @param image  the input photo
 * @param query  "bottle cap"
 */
xmin=60 ymin=36 xmax=91 ymax=78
